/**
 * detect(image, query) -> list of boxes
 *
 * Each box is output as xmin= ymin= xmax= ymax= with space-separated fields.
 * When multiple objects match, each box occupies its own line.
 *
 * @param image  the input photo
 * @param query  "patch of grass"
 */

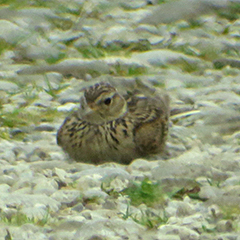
xmin=48 ymin=17 xmax=73 ymax=31
xmin=113 ymin=63 xmax=147 ymax=76
xmin=107 ymin=41 xmax=151 ymax=57
xmin=0 ymin=107 xmax=61 ymax=129
xmin=0 ymin=38 xmax=14 ymax=55
xmin=42 ymin=76 xmax=70 ymax=98
xmin=119 ymin=204 xmax=132 ymax=220
xmin=221 ymin=206 xmax=240 ymax=221
xmin=122 ymin=178 xmax=164 ymax=207
xmin=128 ymin=65 xmax=147 ymax=76
xmin=0 ymin=97 xmax=5 ymax=110
xmin=119 ymin=204 xmax=168 ymax=228
xmin=83 ymin=195 xmax=103 ymax=205
xmin=132 ymin=209 xmax=168 ymax=228
xmin=43 ymin=76 xmax=58 ymax=98
xmin=225 ymin=48 xmax=240 ymax=58
xmin=178 ymin=19 xmax=203 ymax=30
xmin=168 ymin=186 xmax=207 ymax=201
xmin=222 ymin=25 xmax=230 ymax=35
xmin=76 ymin=45 xmax=106 ymax=59
xmin=31 ymin=0 xmax=52 ymax=7
xmin=206 ymin=178 xmax=221 ymax=188
xmin=175 ymin=58 xmax=200 ymax=73
xmin=1 ymin=0 xmax=29 ymax=9
xmin=10 ymin=131 xmax=26 ymax=141
xmin=20 ymin=85 xmax=41 ymax=104
xmin=0 ymin=129 xmax=10 ymax=140
xmin=188 ymin=19 xmax=204 ymax=28
xmin=154 ymin=83 xmax=166 ymax=89
xmin=108 ymin=44 xmax=124 ymax=53
xmin=0 ymin=211 xmax=32 ymax=226
xmin=199 ymin=47 xmax=221 ymax=61
xmin=68 ymin=181 xmax=78 ymax=189
xmin=0 ymin=207 xmax=50 ymax=226
xmin=183 ymin=81 xmax=202 ymax=89
xmin=40 ymin=107 xmax=63 ymax=122
xmin=125 ymin=41 xmax=152 ymax=53
xmin=0 ymin=108 xmax=28 ymax=128
xmin=169 ymin=44 xmax=199 ymax=57
xmin=201 ymin=224 xmax=217 ymax=233
xmin=76 ymin=40 xmax=150 ymax=60
xmin=36 ymin=208 xmax=51 ymax=227
xmin=216 ymin=3 xmax=240 ymax=21
xmin=78 ymin=40 xmax=151 ymax=60
xmin=45 ymin=52 xmax=66 ymax=64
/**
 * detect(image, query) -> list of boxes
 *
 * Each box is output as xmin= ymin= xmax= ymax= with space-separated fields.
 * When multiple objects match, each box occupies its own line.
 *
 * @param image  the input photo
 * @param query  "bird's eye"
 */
xmin=104 ymin=98 xmax=111 ymax=105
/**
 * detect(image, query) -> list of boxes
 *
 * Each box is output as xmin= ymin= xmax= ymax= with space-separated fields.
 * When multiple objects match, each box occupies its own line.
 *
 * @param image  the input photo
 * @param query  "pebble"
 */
xmin=132 ymin=49 xmax=202 ymax=67
xmin=0 ymin=20 xmax=28 ymax=44
xmin=158 ymin=225 xmax=200 ymax=240
xmin=0 ymin=80 xmax=19 ymax=91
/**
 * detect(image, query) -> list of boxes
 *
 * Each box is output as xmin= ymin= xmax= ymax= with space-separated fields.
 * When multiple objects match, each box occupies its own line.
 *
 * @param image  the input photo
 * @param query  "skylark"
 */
xmin=57 ymin=82 xmax=170 ymax=164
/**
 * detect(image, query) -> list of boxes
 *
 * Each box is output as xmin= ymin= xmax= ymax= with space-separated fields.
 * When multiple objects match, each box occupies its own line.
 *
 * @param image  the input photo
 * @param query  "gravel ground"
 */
xmin=0 ymin=0 xmax=240 ymax=239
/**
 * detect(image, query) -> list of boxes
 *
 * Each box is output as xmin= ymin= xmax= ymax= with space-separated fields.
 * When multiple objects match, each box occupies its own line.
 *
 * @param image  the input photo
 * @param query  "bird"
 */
xmin=57 ymin=81 xmax=170 ymax=164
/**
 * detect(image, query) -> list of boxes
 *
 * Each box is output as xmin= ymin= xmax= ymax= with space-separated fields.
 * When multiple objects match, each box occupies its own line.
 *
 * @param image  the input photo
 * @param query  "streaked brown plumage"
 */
xmin=57 ymin=82 xmax=170 ymax=164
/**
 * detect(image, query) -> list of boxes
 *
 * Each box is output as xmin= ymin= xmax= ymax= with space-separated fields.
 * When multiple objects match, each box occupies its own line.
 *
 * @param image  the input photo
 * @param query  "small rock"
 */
xmin=0 ymin=20 xmax=28 ymax=44
xmin=0 ymin=184 xmax=10 ymax=193
xmin=216 ymin=220 xmax=233 ymax=232
xmin=51 ymin=190 xmax=81 ymax=206
xmin=57 ymin=103 xmax=78 ymax=112
xmin=132 ymin=49 xmax=200 ymax=66
xmin=0 ymin=80 xmax=18 ymax=91
xmin=34 ymin=124 xmax=55 ymax=132
xmin=158 ymin=225 xmax=199 ymax=240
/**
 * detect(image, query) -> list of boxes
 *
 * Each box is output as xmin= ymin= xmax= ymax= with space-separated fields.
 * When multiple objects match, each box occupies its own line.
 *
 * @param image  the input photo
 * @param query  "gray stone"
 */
xmin=51 ymin=190 xmax=81 ymax=206
xmin=216 ymin=220 xmax=233 ymax=232
xmin=0 ymin=184 xmax=10 ymax=193
xmin=0 ymin=193 xmax=60 ymax=211
xmin=152 ymin=147 xmax=209 ymax=180
xmin=22 ymin=204 xmax=49 ymax=220
xmin=82 ymin=189 xmax=108 ymax=202
xmin=49 ymin=231 xmax=76 ymax=240
xmin=34 ymin=124 xmax=55 ymax=132
xmin=33 ymin=178 xmax=59 ymax=195
xmin=158 ymin=225 xmax=199 ymax=240
xmin=103 ymin=25 xmax=139 ymax=46
xmin=0 ymin=20 xmax=28 ymax=44
xmin=154 ymin=235 xmax=181 ymax=240
xmin=74 ymin=218 xmax=145 ymax=240
xmin=18 ymin=59 xmax=110 ymax=78
xmin=57 ymin=103 xmax=78 ymax=112
xmin=222 ymin=176 xmax=240 ymax=187
xmin=132 ymin=49 xmax=202 ymax=67
xmin=0 ymin=80 xmax=18 ymax=91
xmin=72 ymin=167 xmax=131 ymax=181
xmin=72 ymin=203 xmax=84 ymax=212
xmin=139 ymin=0 xmax=228 ymax=24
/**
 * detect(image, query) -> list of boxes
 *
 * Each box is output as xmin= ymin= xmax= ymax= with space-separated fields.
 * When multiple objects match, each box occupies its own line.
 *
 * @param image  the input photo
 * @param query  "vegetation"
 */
xmin=0 ymin=207 xmax=50 ymax=226
xmin=122 ymin=178 xmax=164 ymax=207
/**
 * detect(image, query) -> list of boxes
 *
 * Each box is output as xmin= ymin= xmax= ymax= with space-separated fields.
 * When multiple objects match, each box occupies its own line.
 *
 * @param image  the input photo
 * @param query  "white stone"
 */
xmin=0 ymin=20 xmax=27 ymax=44
xmin=0 ymin=80 xmax=19 ymax=91
xmin=51 ymin=190 xmax=81 ymax=205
